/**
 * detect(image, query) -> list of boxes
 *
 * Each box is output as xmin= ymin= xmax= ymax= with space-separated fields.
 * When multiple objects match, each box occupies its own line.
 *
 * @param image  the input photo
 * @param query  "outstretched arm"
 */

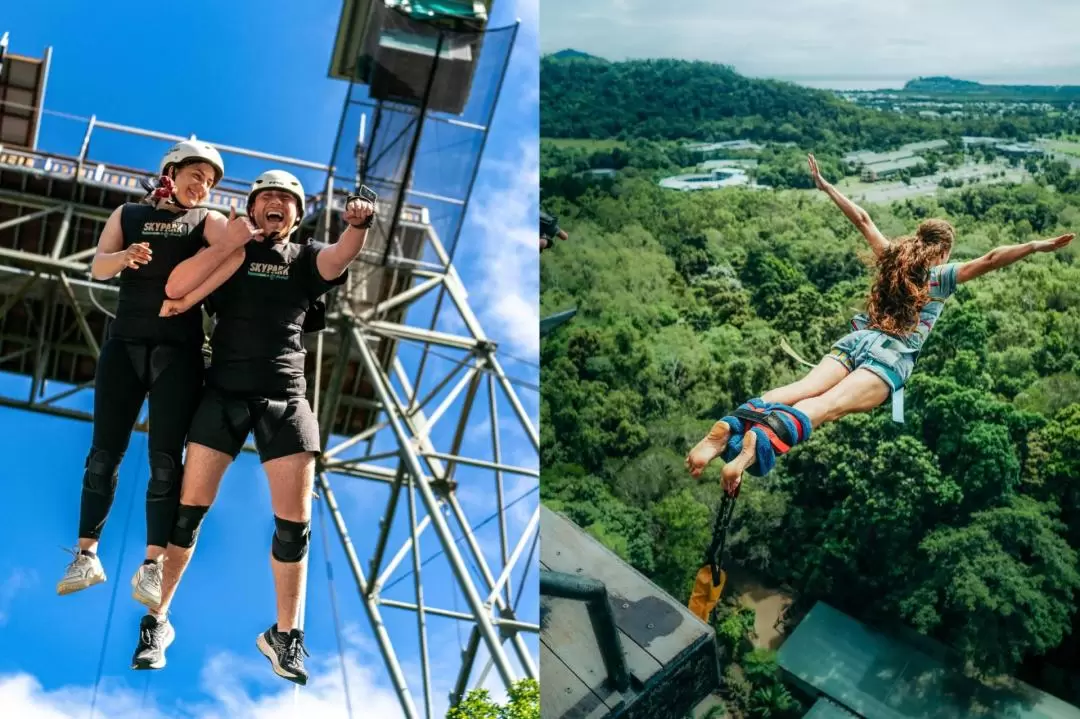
xmin=165 ymin=209 xmax=262 ymax=299
xmin=956 ymin=233 xmax=1074 ymax=284
xmin=808 ymin=154 xmax=890 ymax=258
xmin=315 ymin=196 xmax=375 ymax=281
xmin=160 ymin=248 xmax=246 ymax=317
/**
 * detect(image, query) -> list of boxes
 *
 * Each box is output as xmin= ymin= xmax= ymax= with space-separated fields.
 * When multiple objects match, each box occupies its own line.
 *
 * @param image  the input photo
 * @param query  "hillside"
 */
xmin=546 ymin=48 xmax=602 ymax=61
xmin=902 ymin=75 xmax=1080 ymax=102
xmin=905 ymin=76 xmax=983 ymax=92
xmin=541 ymin=55 xmax=867 ymax=143
xmin=541 ymin=57 xmax=1079 ymax=150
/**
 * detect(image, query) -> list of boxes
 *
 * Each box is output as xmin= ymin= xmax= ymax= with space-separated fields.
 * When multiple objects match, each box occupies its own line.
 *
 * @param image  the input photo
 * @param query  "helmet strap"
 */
xmin=170 ymin=192 xmax=193 ymax=210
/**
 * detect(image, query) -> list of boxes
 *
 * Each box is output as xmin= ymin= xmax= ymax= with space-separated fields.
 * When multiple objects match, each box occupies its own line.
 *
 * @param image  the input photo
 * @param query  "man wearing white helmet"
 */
xmin=58 ymin=140 xmax=261 ymax=628
xmin=127 ymin=168 xmax=375 ymax=685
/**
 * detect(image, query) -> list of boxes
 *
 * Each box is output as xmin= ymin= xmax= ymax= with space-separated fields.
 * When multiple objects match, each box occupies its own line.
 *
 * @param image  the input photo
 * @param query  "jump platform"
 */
xmin=540 ymin=505 xmax=720 ymax=718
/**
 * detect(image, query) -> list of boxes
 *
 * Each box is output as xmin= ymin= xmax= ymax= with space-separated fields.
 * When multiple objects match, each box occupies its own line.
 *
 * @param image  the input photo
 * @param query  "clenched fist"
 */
xmin=344 ymin=196 xmax=376 ymax=229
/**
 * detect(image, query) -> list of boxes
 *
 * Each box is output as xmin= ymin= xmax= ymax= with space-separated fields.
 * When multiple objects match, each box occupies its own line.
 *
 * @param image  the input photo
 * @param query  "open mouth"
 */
xmin=266 ymin=211 xmax=284 ymax=222
xmin=187 ymin=189 xmax=199 ymax=203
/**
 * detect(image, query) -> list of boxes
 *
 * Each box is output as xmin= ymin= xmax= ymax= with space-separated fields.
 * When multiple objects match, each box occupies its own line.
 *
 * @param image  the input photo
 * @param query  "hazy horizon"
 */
xmin=541 ymin=0 xmax=1080 ymax=88
xmin=544 ymin=49 xmax=1080 ymax=91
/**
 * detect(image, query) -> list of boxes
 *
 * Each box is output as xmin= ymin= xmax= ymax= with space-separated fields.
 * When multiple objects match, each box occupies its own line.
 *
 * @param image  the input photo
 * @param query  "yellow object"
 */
xmin=779 ymin=337 xmax=816 ymax=369
xmin=688 ymin=566 xmax=726 ymax=622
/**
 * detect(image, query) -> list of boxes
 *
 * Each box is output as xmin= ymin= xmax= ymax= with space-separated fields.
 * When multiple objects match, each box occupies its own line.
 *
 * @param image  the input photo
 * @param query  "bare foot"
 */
xmin=686 ymin=420 xmax=732 ymax=478
xmin=719 ymin=431 xmax=757 ymax=494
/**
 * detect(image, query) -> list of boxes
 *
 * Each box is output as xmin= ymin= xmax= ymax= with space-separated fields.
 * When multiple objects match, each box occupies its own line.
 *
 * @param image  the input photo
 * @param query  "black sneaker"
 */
xmin=131 ymin=614 xmax=174 ymax=670
xmin=255 ymin=623 xmax=310 ymax=685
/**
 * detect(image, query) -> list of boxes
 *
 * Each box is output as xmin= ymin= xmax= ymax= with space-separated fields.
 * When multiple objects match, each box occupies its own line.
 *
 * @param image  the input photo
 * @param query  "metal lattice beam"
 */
xmin=0 ymin=18 xmax=535 ymax=718
xmin=0 ymin=216 xmax=540 ymax=719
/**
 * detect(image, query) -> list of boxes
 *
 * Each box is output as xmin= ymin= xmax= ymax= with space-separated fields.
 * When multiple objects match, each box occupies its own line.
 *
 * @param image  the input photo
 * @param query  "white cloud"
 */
xmin=465 ymin=139 xmax=540 ymax=362
xmin=540 ymin=0 xmax=1080 ymax=82
xmin=0 ymin=568 xmax=37 ymax=626
xmin=0 ymin=614 xmax=433 ymax=719
xmin=189 ymin=650 xmax=406 ymax=719
xmin=0 ymin=648 xmax=407 ymax=719
xmin=0 ymin=673 xmax=169 ymax=719
xmin=0 ymin=568 xmax=535 ymax=719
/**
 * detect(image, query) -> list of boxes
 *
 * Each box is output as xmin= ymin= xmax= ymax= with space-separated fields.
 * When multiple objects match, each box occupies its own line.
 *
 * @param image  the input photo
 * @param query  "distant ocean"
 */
xmin=786 ymin=78 xmax=908 ymax=91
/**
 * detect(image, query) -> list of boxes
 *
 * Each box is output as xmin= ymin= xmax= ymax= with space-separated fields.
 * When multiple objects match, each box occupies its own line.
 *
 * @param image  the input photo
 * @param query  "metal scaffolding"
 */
xmin=0 ymin=13 xmax=536 ymax=717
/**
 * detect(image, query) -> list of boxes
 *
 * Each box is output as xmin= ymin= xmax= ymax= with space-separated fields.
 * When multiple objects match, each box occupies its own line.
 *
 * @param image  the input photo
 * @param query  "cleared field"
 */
xmin=1043 ymin=139 xmax=1080 ymax=158
xmin=834 ymin=176 xmax=878 ymax=194
xmin=542 ymin=137 xmax=627 ymax=150
xmin=825 ymin=159 xmax=1029 ymax=204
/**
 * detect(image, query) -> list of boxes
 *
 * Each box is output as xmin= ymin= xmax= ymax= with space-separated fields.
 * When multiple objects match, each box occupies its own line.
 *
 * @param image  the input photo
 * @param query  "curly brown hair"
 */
xmin=866 ymin=218 xmax=955 ymax=335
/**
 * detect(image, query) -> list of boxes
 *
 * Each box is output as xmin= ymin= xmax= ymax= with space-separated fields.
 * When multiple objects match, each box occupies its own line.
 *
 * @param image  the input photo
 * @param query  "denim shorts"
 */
xmin=826 ymin=329 xmax=917 ymax=394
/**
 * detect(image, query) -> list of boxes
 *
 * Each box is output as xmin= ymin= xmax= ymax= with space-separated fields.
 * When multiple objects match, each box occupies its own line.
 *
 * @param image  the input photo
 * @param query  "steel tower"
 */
xmin=0 ymin=5 xmax=537 ymax=716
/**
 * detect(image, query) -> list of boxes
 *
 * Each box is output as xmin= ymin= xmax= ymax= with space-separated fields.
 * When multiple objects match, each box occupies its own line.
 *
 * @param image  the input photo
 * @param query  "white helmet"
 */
xmin=159 ymin=140 xmax=224 ymax=186
xmin=247 ymin=170 xmax=305 ymax=226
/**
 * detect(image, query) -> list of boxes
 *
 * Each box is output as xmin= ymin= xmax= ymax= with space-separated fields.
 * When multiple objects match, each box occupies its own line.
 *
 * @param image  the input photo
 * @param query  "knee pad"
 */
xmin=147 ymin=451 xmax=183 ymax=503
xmin=82 ymin=448 xmax=121 ymax=496
xmin=271 ymin=516 xmax=310 ymax=563
xmin=169 ymin=504 xmax=209 ymax=548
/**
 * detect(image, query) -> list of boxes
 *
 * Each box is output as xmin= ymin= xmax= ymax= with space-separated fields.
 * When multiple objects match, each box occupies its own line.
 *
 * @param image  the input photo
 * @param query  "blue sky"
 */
xmin=0 ymin=1 xmax=539 ymax=717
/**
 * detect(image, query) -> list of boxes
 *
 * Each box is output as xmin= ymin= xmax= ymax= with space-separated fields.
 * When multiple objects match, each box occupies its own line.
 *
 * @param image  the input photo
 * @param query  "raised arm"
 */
xmin=159 ymin=247 xmax=246 ymax=317
xmin=315 ymin=196 xmax=375 ymax=281
xmin=90 ymin=205 xmax=151 ymax=280
xmin=956 ymin=233 xmax=1074 ymax=284
xmin=808 ymin=154 xmax=891 ymax=258
xmin=165 ymin=208 xmax=262 ymax=298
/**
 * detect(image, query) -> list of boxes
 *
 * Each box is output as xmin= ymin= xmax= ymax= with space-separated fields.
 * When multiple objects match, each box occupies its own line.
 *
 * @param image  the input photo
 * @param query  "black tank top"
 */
xmin=108 ymin=203 xmax=208 ymax=346
xmin=205 ymin=238 xmax=346 ymax=397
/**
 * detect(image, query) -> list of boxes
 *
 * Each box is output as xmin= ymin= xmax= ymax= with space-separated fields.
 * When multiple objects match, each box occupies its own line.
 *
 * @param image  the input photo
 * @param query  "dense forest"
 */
xmin=540 ymin=56 xmax=1080 ymax=150
xmin=540 ymin=57 xmax=1080 ymax=717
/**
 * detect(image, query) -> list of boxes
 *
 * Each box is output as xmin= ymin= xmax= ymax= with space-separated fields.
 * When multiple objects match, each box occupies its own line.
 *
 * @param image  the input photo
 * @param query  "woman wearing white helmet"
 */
xmin=130 ymin=169 xmax=377 ymax=683
xmin=57 ymin=141 xmax=264 ymax=645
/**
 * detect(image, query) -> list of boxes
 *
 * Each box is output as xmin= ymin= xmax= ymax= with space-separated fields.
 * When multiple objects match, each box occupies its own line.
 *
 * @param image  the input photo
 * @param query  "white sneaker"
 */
xmin=131 ymin=557 xmax=165 ymax=609
xmin=57 ymin=547 xmax=106 ymax=595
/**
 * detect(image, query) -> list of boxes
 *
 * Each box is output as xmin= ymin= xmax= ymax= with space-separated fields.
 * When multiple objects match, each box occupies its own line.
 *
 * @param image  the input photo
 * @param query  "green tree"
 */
xmin=447 ymin=679 xmax=540 ymax=719
xmin=900 ymin=496 xmax=1080 ymax=675
xmin=540 ymin=56 xmax=1080 ymax=150
xmin=747 ymin=684 xmax=798 ymax=718
xmin=652 ymin=487 xmax=713 ymax=597
xmin=540 ymin=132 xmax=1080 ymax=684
xmin=1027 ymin=404 xmax=1080 ymax=546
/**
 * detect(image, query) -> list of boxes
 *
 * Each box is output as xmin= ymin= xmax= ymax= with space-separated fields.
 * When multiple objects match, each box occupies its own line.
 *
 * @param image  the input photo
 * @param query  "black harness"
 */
xmin=705 ymin=485 xmax=741 ymax=587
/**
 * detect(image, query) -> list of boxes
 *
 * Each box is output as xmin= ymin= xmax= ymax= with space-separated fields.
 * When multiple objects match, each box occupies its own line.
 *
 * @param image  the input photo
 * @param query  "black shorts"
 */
xmin=187 ymin=385 xmax=321 ymax=463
